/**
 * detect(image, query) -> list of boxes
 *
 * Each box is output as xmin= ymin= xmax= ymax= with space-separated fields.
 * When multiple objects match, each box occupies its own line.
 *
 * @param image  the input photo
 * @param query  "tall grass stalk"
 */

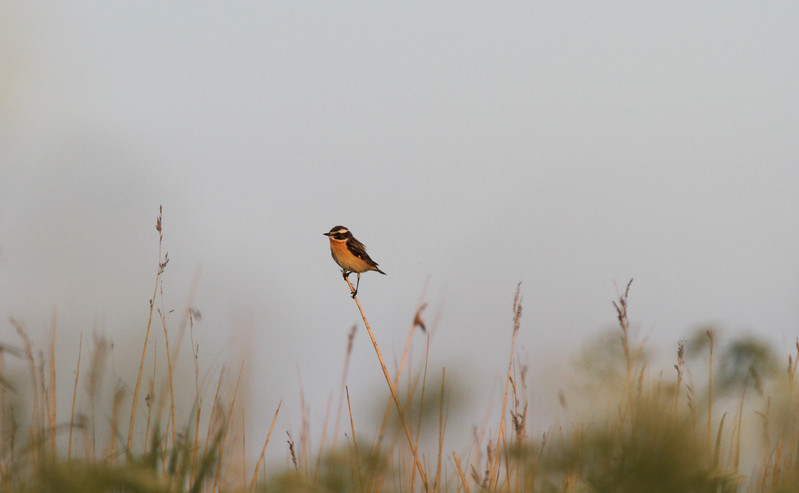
xmin=345 ymin=386 xmax=365 ymax=493
xmin=67 ymin=332 xmax=82 ymax=461
xmin=158 ymin=306 xmax=177 ymax=448
xmin=128 ymin=206 xmax=168 ymax=453
xmin=411 ymin=332 xmax=431 ymax=492
xmin=435 ymin=367 xmax=447 ymax=492
xmin=47 ymin=309 xmax=56 ymax=459
xmin=344 ymin=274 xmax=429 ymax=491
xmin=490 ymin=282 xmax=522 ymax=489
xmin=312 ymin=392 xmax=332 ymax=481
xmin=332 ymin=325 xmax=357 ymax=450
xmin=707 ymin=329 xmax=714 ymax=461
xmin=375 ymin=300 xmax=427 ymax=452
xmin=249 ymin=400 xmax=281 ymax=493
xmin=188 ymin=308 xmax=202 ymax=486
xmin=674 ymin=340 xmax=685 ymax=419
xmin=12 ymin=319 xmax=39 ymax=468
xmin=452 ymin=452 xmax=470 ymax=493
xmin=212 ymin=361 xmax=244 ymax=493
xmin=613 ymin=278 xmax=633 ymax=406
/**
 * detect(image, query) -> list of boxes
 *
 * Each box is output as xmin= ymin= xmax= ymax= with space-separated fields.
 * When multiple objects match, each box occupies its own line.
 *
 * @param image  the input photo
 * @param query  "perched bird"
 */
xmin=324 ymin=225 xmax=386 ymax=297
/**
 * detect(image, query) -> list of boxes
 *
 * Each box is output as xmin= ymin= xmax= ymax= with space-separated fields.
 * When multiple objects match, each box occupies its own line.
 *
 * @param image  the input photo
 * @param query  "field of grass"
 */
xmin=2 ymin=212 xmax=798 ymax=492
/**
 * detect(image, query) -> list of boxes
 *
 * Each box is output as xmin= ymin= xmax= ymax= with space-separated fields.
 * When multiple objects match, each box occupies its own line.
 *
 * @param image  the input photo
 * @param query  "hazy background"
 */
xmin=1 ymin=2 xmax=798 ymax=457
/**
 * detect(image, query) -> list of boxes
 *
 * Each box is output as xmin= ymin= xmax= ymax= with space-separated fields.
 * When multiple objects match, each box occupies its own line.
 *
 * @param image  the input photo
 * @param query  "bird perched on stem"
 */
xmin=324 ymin=225 xmax=386 ymax=298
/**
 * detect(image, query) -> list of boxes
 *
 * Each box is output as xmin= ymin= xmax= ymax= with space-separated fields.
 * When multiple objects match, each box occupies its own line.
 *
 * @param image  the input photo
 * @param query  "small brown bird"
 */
xmin=324 ymin=225 xmax=386 ymax=297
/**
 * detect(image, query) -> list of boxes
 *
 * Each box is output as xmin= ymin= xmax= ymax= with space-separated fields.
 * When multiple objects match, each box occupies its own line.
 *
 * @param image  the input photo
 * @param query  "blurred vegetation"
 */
xmin=2 ymin=215 xmax=799 ymax=492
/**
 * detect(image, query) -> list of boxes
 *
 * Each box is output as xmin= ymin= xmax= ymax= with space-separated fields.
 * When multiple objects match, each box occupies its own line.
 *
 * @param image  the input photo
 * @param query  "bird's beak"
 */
xmin=323 ymin=232 xmax=331 ymax=236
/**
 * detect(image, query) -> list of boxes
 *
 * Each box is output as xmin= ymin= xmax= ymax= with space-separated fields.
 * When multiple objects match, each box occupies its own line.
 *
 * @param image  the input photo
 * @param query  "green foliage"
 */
xmin=263 ymin=445 xmax=389 ymax=493
xmin=544 ymin=401 xmax=743 ymax=493
xmin=19 ymin=461 xmax=171 ymax=493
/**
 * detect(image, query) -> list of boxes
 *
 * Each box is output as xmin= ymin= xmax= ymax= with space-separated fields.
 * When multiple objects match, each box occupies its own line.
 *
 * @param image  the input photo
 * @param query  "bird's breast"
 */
xmin=329 ymin=239 xmax=370 ymax=272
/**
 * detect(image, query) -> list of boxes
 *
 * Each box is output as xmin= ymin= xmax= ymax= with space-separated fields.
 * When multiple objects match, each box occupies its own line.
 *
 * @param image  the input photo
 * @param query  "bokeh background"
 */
xmin=1 ymin=2 xmax=798 ymax=457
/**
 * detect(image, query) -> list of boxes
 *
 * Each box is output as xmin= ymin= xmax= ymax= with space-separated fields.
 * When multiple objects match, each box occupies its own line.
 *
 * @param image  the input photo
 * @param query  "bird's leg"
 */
xmin=351 ymin=273 xmax=361 ymax=298
xmin=341 ymin=269 xmax=351 ymax=280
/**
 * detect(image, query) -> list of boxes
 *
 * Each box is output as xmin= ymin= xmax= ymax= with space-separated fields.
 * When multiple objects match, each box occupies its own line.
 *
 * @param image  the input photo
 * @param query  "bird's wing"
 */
xmin=347 ymin=237 xmax=378 ymax=267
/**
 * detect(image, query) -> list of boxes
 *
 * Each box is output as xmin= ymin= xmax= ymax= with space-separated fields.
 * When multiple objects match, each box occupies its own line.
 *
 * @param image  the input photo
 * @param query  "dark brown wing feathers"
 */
xmin=347 ymin=237 xmax=386 ymax=274
xmin=347 ymin=237 xmax=373 ymax=264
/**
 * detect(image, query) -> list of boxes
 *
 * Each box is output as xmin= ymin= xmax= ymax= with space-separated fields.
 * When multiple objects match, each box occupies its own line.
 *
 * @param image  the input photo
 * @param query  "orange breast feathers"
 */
xmin=329 ymin=238 xmax=372 ymax=273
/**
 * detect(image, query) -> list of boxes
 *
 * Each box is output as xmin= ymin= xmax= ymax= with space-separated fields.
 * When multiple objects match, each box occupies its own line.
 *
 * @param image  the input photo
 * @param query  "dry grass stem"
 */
xmin=249 ymin=400 xmax=281 ymax=493
xmin=286 ymin=431 xmax=298 ymax=472
xmin=128 ymin=205 xmax=168 ymax=453
xmin=314 ymin=392 xmax=334 ymax=480
xmin=204 ymin=368 xmax=226 ymax=459
xmin=435 ymin=366 xmax=447 ymax=492
xmin=333 ymin=325 xmax=357 ymax=449
xmin=674 ymin=340 xmax=685 ymax=418
xmin=707 ymin=329 xmax=714 ymax=460
xmin=345 ymin=386 xmax=364 ymax=493
xmin=376 ymin=297 xmax=428 ymax=451
xmin=213 ymin=361 xmax=245 ymax=493
xmin=453 ymin=451 xmax=471 ymax=493
xmin=344 ymin=274 xmax=430 ymax=491
xmin=613 ymin=278 xmax=634 ymax=403
xmin=491 ymin=282 xmax=523 ymax=488
xmin=48 ymin=309 xmax=57 ymax=458
xmin=158 ymin=306 xmax=177 ymax=448
xmin=67 ymin=332 xmax=83 ymax=461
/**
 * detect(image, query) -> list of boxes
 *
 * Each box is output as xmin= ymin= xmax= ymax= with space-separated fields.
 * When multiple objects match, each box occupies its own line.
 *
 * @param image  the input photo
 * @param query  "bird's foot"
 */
xmin=350 ymin=289 xmax=358 ymax=299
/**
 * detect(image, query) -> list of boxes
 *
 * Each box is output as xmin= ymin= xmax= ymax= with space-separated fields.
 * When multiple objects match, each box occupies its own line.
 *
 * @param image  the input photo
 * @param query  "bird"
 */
xmin=324 ymin=225 xmax=386 ymax=298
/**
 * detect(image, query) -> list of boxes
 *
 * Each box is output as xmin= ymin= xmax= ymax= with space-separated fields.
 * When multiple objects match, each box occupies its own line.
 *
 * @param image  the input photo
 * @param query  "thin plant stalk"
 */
xmin=674 ymin=341 xmax=685 ymax=419
xmin=143 ymin=346 xmax=157 ymax=456
xmin=158 ymin=306 xmax=177 ymax=448
xmin=128 ymin=206 xmax=168 ymax=452
xmin=13 ymin=320 xmax=39 ymax=466
xmin=167 ymin=267 xmax=202 ymax=372
xmin=733 ymin=380 xmax=747 ymax=471
xmin=452 ymin=452 xmax=471 ymax=493
xmin=48 ymin=309 xmax=57 ymax=458
xmin=346 ymin=387 xmax=365 ymax=493
xmin=298 ymin=383 xmax=309 ymax=475
xmin=38 ymin=355 xmax=47 ymax=462
xmin=190 ymin=309 xmax=202 ymax=485
xmin=249 ymin=400 xmax=281 ymax=493
xmin=490 ymin=283 xmax=522 ymax=488
xmin=435 ymin=366 xmax=447 ymax=492
xmin=213 ymin=361 xmax=245 ymax=493
xmin=707 ymin=329 xmax=714 ymax=460
xmin=160 ymin=271 xmax=203 ymax=453
xmin=204 ymin=369 xmax=226 ymax=458
xmin=411 ymin=332 xmax=432 ymax=491
xmin=241 ymin=408 xmax=247 ymax=490
xmin=87 ymin=333 xmax=110 ymax=462
xmin=613 ymin=279 xmax=634 ymax=405
xmin=314 ymin=391 xmax=334 ymax=480
xmin=376 ymin=299 xmax=428 ymax=449
xmin=332 ymin=325 xmax=357 ymax=449
xmin=108 ymin=385 xmax=125 ymax=462
xmin=344 ymin=275 xmax=429 ymax=491
xmin=68 ymin=332 xmax=83 ymax=461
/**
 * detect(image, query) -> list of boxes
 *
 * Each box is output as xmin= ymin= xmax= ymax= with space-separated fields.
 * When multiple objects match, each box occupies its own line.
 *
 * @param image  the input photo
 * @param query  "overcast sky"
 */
xmin=2 ymin=2 xmax=798 ymax=459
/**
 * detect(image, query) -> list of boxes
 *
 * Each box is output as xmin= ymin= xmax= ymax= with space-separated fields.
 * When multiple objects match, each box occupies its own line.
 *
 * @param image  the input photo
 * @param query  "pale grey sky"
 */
xmin=2 ymin=2 xmax=798 ymax=458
